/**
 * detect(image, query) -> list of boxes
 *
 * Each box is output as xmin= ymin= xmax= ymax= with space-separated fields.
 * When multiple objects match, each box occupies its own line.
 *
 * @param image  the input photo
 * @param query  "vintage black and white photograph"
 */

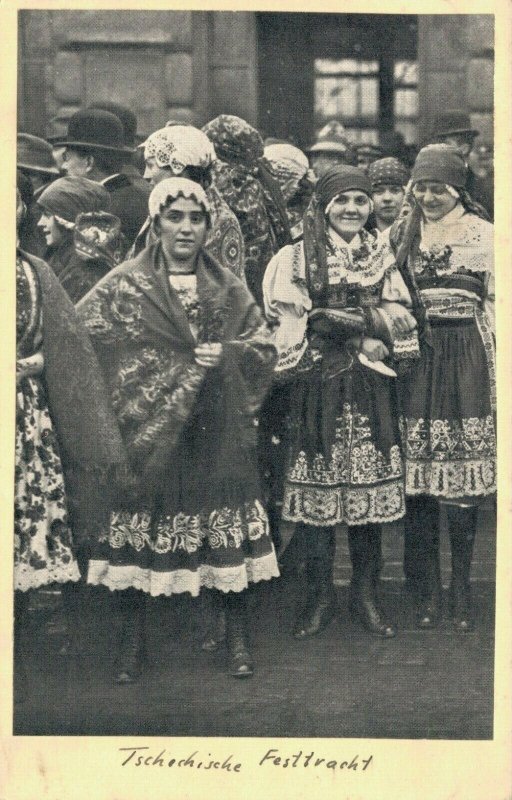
xmin=13 ymin=9 xmax=497 ymax=742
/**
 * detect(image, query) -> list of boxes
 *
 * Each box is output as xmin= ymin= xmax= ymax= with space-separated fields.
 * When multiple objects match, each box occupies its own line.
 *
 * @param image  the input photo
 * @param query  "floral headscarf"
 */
xmin=203 ymin=115 xmax=290 ymax=306
xmin=141 ymin=126 xmax=216 ymax=175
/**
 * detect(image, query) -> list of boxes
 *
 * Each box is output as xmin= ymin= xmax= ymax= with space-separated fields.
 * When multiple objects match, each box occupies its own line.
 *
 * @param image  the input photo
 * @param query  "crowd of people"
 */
xmin=15 ymin=102 xmax=495 ymax=692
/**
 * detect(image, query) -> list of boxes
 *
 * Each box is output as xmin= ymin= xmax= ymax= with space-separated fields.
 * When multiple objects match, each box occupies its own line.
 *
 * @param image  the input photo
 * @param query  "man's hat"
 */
xmin=432 ymin=110 xmax=479 ymax=139
xmin=17 ymin=133 xmax=59 ymax=176
xmin=51 ymin=109 xmax=136 ymax=154
xmin=88 ymin=102 xmax=139 ymax=149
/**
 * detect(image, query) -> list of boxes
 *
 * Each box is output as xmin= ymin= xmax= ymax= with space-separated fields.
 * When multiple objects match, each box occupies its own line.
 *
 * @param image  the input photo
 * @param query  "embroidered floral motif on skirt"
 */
xmin=399 ymin=318 xmax=496 ymax=498
xmin=282 ymin=361 xmax=406 ymax=527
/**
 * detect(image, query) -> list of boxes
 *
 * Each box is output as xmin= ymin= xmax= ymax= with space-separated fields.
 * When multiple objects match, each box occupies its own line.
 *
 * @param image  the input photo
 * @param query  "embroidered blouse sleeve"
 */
xmin=262 ymin=243 xmax=312 ymax=374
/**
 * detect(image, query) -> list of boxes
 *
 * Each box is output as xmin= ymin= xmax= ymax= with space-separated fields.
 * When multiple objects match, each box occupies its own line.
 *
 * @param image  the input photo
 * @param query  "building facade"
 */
xmin=18 ymin=11 xmax=494 ymax=147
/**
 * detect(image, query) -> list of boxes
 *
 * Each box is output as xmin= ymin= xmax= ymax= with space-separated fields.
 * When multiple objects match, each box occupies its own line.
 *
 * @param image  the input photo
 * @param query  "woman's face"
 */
xmin=38 ymin=212 xmax=63 ymax=247
xmin=155 ymin=197 xmax=208 ymax=262
xmin=327 ymin=190 xmax=372 ymax=242
xmin=144 ymin=157 xmax=171 ymax=187
xmin=413 ymin=181 xmax=459 ymax=222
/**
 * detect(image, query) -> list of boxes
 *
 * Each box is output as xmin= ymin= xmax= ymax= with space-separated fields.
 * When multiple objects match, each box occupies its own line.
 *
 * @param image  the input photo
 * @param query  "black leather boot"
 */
xmin=293 ymin=525 xmax=337 ymax=640
xmin=348 ymin=524 xmax=396 ymax=638
xmin=447 ymin=505 xmax=478 ymax=633
xmin=114 ymin=589 xmax=147 ymax=684
xmin=404 ymin=496 xmax=442 ymax=628
xmin=224 ymin=591 xmax=254 ymax=678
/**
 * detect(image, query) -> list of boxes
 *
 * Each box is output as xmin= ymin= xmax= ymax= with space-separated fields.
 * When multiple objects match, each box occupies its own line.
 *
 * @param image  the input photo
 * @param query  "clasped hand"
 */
xmin=194 ymin=342 xmax=223 ymax=368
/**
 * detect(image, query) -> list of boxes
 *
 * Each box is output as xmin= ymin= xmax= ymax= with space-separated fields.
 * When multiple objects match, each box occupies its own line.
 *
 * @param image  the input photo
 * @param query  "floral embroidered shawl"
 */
xmin=77 ymin=242 xmax=277 ymax=510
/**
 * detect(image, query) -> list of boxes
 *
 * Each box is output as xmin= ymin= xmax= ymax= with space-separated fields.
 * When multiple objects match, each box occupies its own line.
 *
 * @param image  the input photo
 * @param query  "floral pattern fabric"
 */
xmin=15 ymin=257 xmax=80 ymax=591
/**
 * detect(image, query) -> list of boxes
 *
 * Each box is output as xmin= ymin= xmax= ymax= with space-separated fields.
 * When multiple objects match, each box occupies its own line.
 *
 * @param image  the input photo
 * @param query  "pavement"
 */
xmin=13 ymin=505 xmax=496 ymax=740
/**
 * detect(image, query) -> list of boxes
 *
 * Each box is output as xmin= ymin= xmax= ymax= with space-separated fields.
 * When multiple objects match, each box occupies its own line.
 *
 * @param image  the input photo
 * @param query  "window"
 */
xmin=314 ymin=57 xmax=419 ymax=144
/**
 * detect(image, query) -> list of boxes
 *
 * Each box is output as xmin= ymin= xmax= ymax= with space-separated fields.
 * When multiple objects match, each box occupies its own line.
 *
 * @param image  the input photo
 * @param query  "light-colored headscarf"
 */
xmin=141 ymin=126 xmax=216 ymax=175
xmin=148 ymin=177 xmax=211 ymax=221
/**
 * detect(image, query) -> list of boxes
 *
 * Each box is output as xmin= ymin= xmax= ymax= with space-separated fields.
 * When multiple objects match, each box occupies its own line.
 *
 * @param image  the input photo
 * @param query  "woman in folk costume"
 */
xmin=390 ymin=144 xmax=495 ymax=632
xmin=264 ymin=142 xmax=315 ymax=242
xmin=129 ymin=124 xmax=245 ymax=281
xmin=37 ymin=176 xmax=124 ymax=303
xmin=263 ymin=166 xmax=423 ymax=640
xmin=14 ymin=187 xmax=124 ymax=696
xmin=202 ymin=115 xmax=291 ymax=308
xmin=78 ymin=178 xmax=279 ymax=682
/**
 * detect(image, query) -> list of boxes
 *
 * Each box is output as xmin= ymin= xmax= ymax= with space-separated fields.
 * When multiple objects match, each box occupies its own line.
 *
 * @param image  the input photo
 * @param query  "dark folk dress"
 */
xmin=264 ymin=229 xmax=417 ymax=528
xmin=397 ymin=206 xmax=496 ymax=500
xmin=78 ymin=243 xmax=280 ymax=596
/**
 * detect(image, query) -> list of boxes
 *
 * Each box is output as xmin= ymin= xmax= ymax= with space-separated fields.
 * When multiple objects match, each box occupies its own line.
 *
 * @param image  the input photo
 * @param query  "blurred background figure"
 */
xmin=368 ymin=157 xmax=410 ymax=236
xmin=354 ymin=142 xmax=384 ymax=173
xmin=16 ymin=170 xmax=46 ymax=258
xmin=468 ymin=138 xmax=494 ymax=221
xmin=264 ymin=141 xmax=315 ymax=240
xmin=17 ymin=133 xmax=60 ymax=193
xmin=307 ymin=124 xmax=358 ymax=179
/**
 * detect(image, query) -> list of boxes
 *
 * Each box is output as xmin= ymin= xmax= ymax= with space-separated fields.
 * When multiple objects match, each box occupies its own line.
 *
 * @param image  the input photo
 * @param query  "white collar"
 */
xmin=328 ymin=226 xmax=363 ymax=253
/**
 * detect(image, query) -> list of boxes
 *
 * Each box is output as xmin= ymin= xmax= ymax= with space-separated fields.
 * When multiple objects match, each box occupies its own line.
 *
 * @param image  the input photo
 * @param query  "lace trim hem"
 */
xmin=282 ymin=481 xmax=405 ymax=526
xmin=87 ymin=551 xmax=280 ymax=597
xmin=14 ymin=564 xmax=81 ymax=592
xmin=405 ymin=459 xmax=496 ymax=498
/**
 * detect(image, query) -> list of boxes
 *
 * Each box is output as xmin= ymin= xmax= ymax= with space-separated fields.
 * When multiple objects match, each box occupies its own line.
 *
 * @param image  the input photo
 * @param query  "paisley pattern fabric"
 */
xmin=78 ymin=243 xmax=279 ymax=595
xmin=15 ymin=256 xmax=80 ymax=590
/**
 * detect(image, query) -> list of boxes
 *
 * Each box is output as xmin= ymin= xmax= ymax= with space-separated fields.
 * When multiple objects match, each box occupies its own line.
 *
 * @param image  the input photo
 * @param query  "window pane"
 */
xmin=360 ymin=78 xmax=379 ymax=118
xmin=394 ymin=60 xmax=418 ymax=85
xmin=395 ymin=120 xmax=418 ymax=145
xmin=394 ymin=88 xmax=418 ymax=118
xmin=315 ymin=58 xmax=379 ymax=75
xmin=315 ymin=76 xmax=358 ymax=118
xmin=344 ymin=128 xmax=379 ymax=145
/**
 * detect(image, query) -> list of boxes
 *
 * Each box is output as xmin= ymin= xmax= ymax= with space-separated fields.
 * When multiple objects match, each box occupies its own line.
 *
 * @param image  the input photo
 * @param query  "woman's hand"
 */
xmin=194 ymin=343 xmax=223 ymax=368
xmin=360 ymin=337 xmax=390 ymax=362
xmin=16 ymin=352 xmax=44 ymax=384
xmin=380 ymin=302 xmax=417 ymax=335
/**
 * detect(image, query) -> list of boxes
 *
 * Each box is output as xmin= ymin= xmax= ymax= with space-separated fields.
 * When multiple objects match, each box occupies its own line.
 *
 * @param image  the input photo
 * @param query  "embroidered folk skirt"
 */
xmin=282 ymin=359 xmax=406 ymax=528
xmin=14 ymin=377 xmax=80 ymax=591
xmin=399 ymin=314 xmax=496 ymax=500
xmin=87 ymin=417 xmax=280 ymax=597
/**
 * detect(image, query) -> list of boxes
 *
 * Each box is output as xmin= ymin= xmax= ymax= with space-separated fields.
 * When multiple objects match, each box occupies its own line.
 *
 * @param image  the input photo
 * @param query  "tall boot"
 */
xmin=404 ymin=496 xmax=442 ymax=628
xmin=14 ymin=591 xmax=29 ymax=702
xmin=200 ymin=589 xmax=226 ymax=652
xmin=224 ymin=591 xmax=254 ymax=678
xmin=59 ymin=580 xmax=83 ymax=657
xmin=114 ymin=588 xmax=147 ymax=684
xmin=293 ymin=525 xmax=337 ymax=639
xmin=447 ymin=505 xmax=478 ymax=633
xmin=348 ymin=524 xmax=396 ymax=638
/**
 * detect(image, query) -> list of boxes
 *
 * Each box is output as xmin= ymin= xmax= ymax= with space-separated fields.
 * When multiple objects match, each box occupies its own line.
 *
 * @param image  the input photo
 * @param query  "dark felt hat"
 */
xmin=51 ymin=109 xmax=136 ymax=154
xmin=88 ymin=102 xmax=138 ymax=148
xmin=432 ymin=110 xmax=479 ymax=139
xmin=17 ymin=133 xmax=59 ymax=176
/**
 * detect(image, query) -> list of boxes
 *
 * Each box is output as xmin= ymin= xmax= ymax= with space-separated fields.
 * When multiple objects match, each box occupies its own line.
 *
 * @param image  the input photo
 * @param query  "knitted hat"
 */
xmin=368 ymin=157 xmax=410 ymax=189
xmin=315 ymin=165 xmax=372 ymax=209
xmin=17 ymin=133 xmax=59 ymax=176
xmin=411 ymin=144 xmax=467 ymax=188
xmin=37 ymin=176 xmax=111 ymax=226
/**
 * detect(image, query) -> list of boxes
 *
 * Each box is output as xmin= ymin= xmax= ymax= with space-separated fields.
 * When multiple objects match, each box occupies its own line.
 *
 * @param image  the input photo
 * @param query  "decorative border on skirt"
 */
xmin=14 ymin=562 xmax=81 ymax=592
xmin=87 ymin=550 xmax=280 ymax=597
xmin=405 ymin=457 xmax=496 ymax=498
xmin=474 ymin=307 xmax=496 ymax=412
xmin=282 ymin=479 xmax=405 ymax=526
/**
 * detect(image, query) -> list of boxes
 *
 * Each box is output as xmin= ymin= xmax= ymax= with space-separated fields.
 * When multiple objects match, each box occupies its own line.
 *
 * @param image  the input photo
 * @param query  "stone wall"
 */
xmin=418 ymin=15 xmax=494 ymax=142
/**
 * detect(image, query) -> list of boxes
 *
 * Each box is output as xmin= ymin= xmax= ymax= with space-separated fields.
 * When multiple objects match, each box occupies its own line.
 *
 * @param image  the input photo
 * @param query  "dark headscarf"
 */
xmin=203 ymin=115 xmax=291 ymax=305
xmin=303 ymin=166 xmax=372 ymax=304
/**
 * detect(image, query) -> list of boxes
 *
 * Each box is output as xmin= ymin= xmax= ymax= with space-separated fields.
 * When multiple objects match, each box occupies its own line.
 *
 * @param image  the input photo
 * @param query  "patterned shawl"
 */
xmin=203 ymin=115 xmax=291 ymax=306
xmin=77 ymin=243 xmax=277 ymax=510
